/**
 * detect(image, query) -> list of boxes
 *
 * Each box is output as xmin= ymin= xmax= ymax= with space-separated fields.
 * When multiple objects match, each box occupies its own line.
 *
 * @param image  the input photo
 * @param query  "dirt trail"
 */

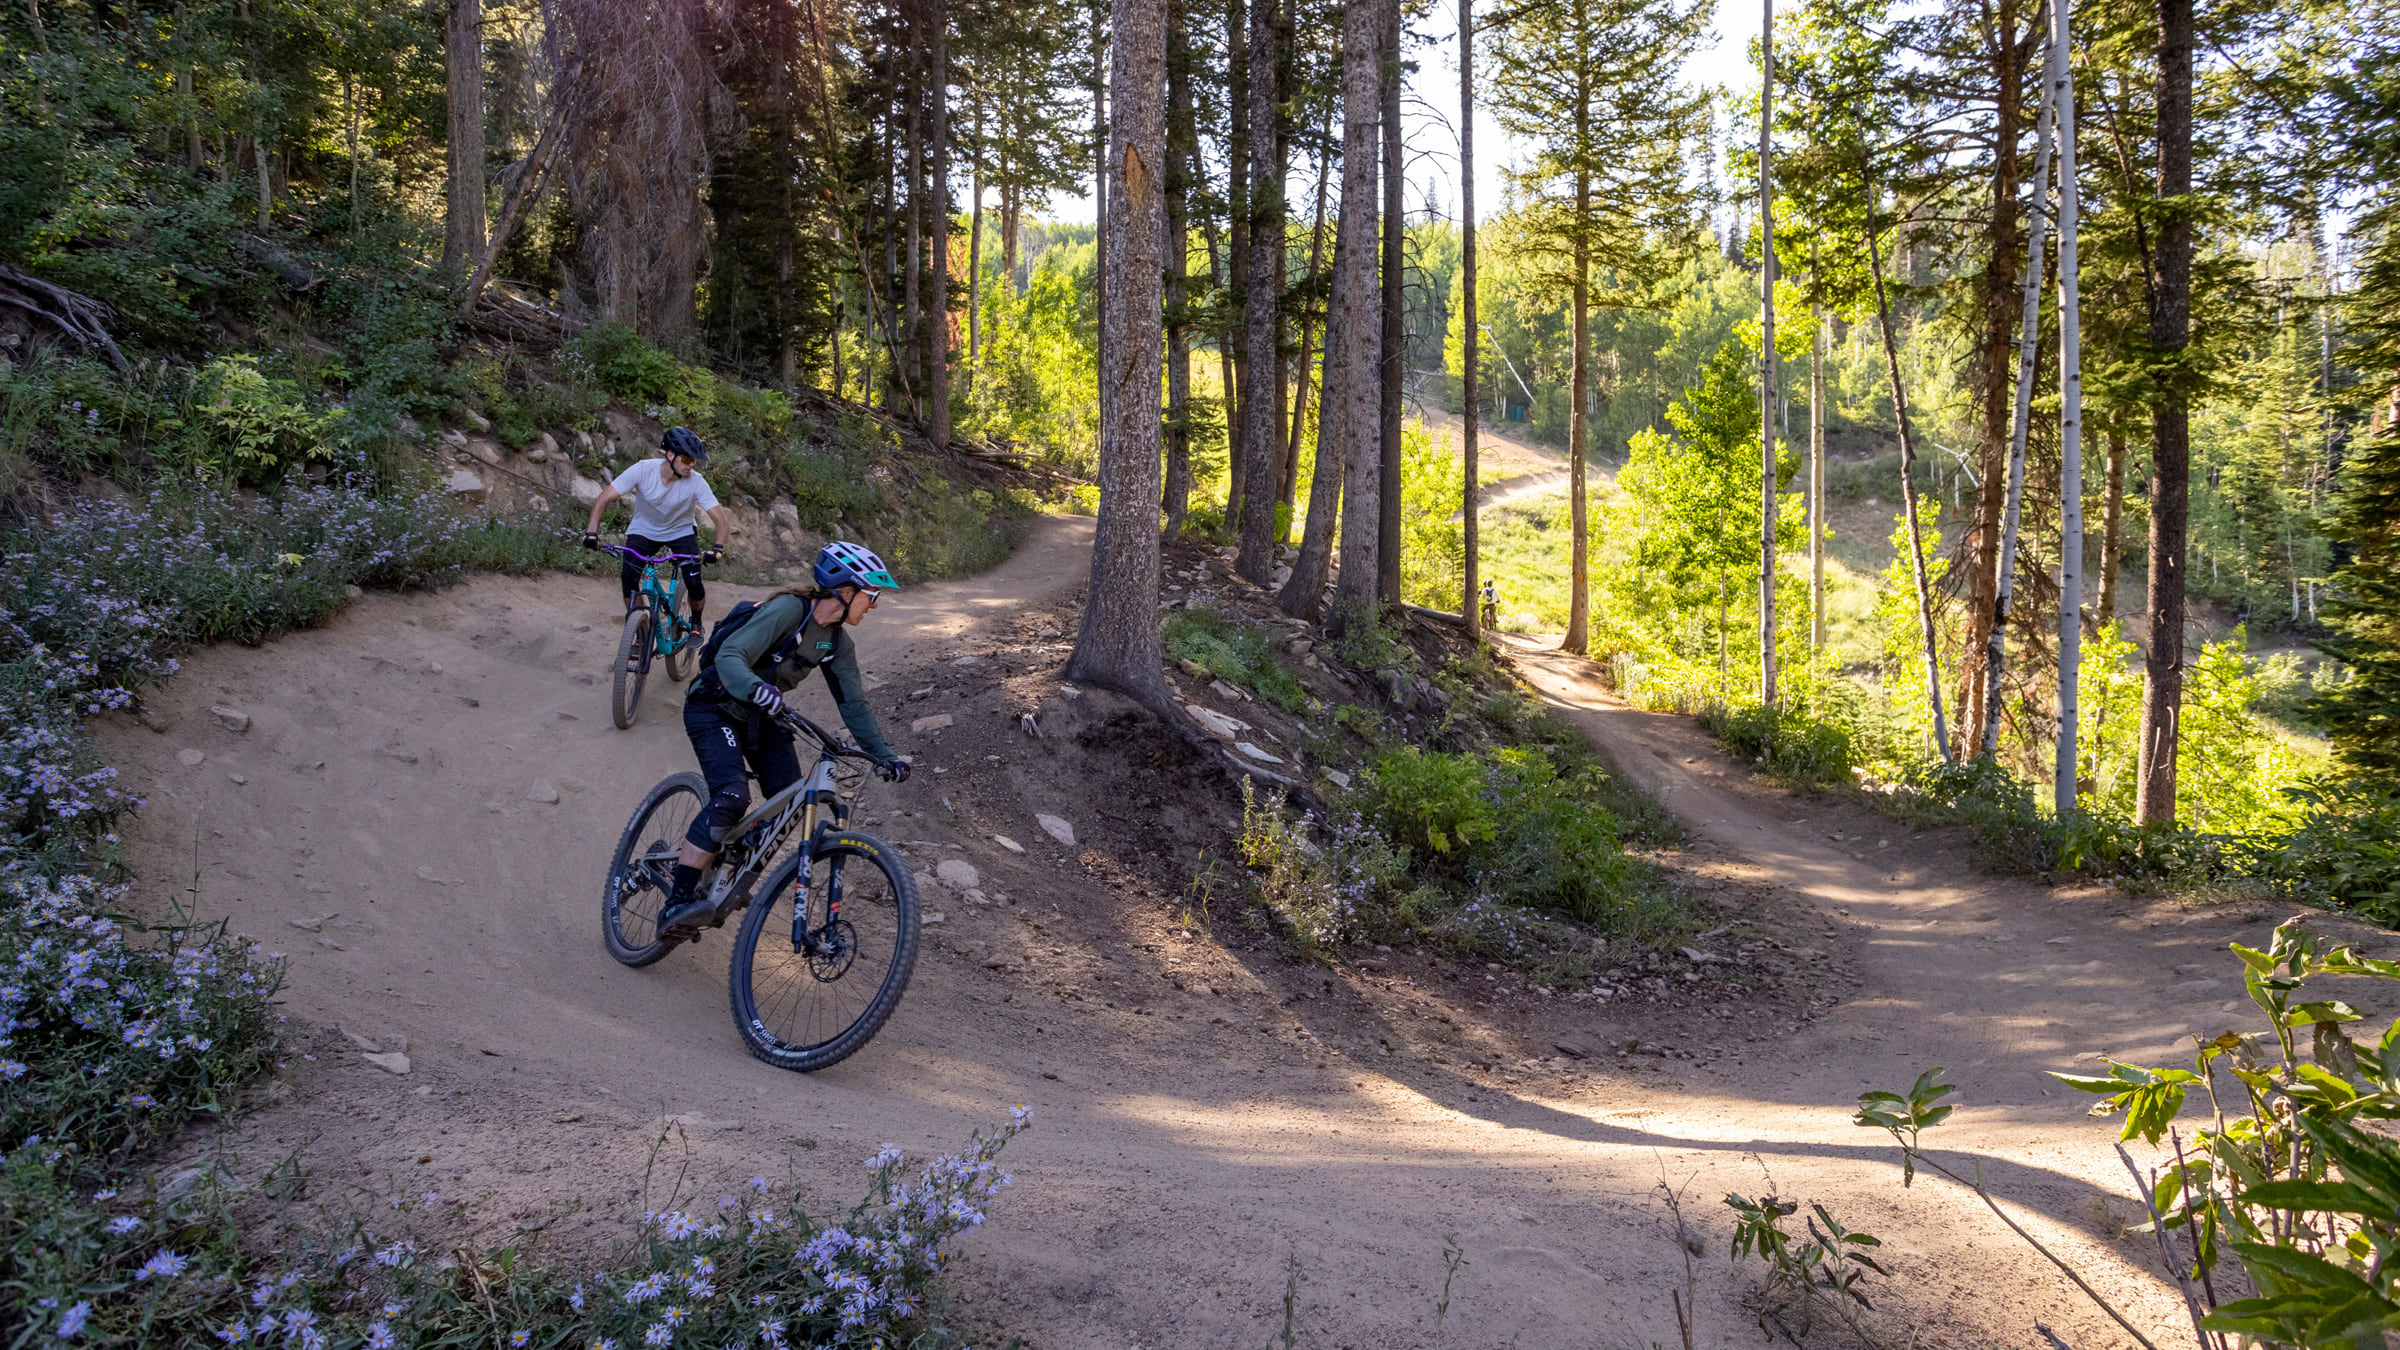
xmin=102 ymin=531 xmax=2390 ymax=1349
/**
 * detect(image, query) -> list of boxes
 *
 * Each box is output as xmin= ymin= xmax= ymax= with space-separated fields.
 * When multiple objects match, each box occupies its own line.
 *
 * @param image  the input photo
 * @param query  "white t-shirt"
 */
xmin=611 ymin=457 xmax=720 ymax=540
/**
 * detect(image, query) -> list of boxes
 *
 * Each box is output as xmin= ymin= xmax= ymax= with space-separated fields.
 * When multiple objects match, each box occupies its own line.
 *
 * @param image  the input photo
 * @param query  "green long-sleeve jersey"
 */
xmin=689 ymin=593 xmax=896 ymax=760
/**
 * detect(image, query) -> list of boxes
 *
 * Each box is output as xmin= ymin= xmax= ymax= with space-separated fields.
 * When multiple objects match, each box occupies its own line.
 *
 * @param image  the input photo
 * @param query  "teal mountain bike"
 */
xmin=601 ymin=709 xmax=920 ymax=1072
xmin=603 ymin=542 xmax=708 ymax=729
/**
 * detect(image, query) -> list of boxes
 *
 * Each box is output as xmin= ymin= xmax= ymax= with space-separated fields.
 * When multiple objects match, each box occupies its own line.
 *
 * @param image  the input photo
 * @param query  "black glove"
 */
xmin=701 ymin=548 xmax=723 ymax=565
xmin=582 ymin=532 xmax=601 ymax=551
xmin=876 ymin=756 xmax=911 ymax=784
xmin=748 ymin=683 xmax=786 ymax=717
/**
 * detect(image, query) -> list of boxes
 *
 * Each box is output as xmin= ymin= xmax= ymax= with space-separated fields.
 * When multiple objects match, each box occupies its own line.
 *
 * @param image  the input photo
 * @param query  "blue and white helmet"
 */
xmin=813 ymin=541 xmax=898 ymax=592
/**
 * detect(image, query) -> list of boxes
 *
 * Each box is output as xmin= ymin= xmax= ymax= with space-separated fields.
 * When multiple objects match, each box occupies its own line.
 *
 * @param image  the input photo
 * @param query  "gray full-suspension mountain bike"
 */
xmin=601 ymin=708 xmax=919 ymax=1072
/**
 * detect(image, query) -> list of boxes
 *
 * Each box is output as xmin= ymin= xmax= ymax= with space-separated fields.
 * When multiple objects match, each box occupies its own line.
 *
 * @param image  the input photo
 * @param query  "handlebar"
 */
xmin=600 ymin=543 xmax=713 ymax=565
xmin=773 ymin=707 xmax=878 ymax=762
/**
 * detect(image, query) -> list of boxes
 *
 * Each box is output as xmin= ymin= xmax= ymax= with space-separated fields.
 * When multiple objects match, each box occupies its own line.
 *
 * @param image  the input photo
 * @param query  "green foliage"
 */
xmin=565 ymin=322 xmax=687 ymax=408
xmin=1723 ymin=1193 xmax=1888 ymax=1341
xmin=178 ymin=355 xmax=336 ymax=480
xmin=882 ymin=477 xmax=1032 ymax=582
xmin=963 ymin=250 xmax=1101 ymax=474
xmin=1700 ymin=701 xmax=1857 ymax=788
xmin=1163 ymin=608 xmax=1310 ymax=713
xmin=783 ymin=441 xmax=887 ymax=532
xmin=2036 ymin=923 xmax=2400 ymax=1344
xmin=1238 ymin=782 xmax=1411 ymax=956
xmin=1397 ymin=423 xmax=1465 ymax=612
xmin=1363 ymin=746 xmax=1497 ymax=857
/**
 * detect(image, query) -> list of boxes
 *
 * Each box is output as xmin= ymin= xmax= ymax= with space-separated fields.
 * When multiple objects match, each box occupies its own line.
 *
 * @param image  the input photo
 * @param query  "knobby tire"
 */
xmin=602 ymin=772 xmax=707 ymax=967
xmin=728 ymin=831 xmax=919 ymax=1072
xmin=612 ymin=606 xmax=654 ymax=729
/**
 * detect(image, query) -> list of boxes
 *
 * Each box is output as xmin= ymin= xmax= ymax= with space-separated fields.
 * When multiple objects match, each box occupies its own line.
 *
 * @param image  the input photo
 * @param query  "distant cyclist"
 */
xmin=655 ymin=541 xmax=911 ymax=938
xmin=582 ymin=427 xmax=732 ymax=628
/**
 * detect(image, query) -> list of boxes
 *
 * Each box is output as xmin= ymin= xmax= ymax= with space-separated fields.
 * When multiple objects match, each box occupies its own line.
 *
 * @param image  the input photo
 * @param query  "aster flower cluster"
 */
xmin=0 ymin=872 xmax=284 ymax=1158
xmin=1238 ymin=782 xmax=1406 ymax=951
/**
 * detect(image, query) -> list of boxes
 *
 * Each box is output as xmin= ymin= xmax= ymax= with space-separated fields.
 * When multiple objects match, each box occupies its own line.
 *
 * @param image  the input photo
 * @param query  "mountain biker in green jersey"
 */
xmin=656 ymin=541 xmax=909 ymax=938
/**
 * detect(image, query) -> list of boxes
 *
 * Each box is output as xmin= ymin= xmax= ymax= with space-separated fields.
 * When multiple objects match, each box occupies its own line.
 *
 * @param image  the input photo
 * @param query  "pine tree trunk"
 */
xmin=1068 ymin=0 xmax=1176 ymax=718
xmin=2098 ymin=415 xmax=2126 ymax=623
xmin=1092 ymin=6 xmax=1110 ymax=430
xmin=2137 ymin=0 xmax=2192 ymax=825
xmin=1376 ymin=0 xmax=1404 ymax=606
xmin=1224 ymin=0 xmax=1250 ymax=530
xmin=1281 ymin=216 xmax=1348 ymax=621
xmin=1460 ymin=0 xmax=1479 ymax=634
xmin=443 ymin=0 xmax=487 ymax=273
xmin=1323 ymin=0 xmax=1385 ymax=635
xmin=1162 ymin=0 xmax=1195 ymax=540
xmin=1234 ymin=0 xmax=1284 ymax=582
xmin=928 ymin=2 xmax=951 ymax=447
xmin=1868 ymin=198 xmax=1954 ymax=760
xmin=904 ymin=20 xmax=927 ymax=416
xmin=1959 ymin=0 xmax=2032 ymax=754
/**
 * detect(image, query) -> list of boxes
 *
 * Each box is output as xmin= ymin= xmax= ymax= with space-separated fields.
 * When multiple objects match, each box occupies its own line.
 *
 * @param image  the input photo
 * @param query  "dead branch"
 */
xmin=0 ymin=264 xmax=131 ymax=372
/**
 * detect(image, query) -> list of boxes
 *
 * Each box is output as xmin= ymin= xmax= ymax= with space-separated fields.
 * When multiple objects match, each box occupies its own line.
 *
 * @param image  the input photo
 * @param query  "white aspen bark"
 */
xmin=1810 ymin=299 xmax=1825 ymax=656
xmin=1980 ymin=41 xmax=2056 ymax=757
xmin=1757 ymin=0 xmax=1777 ymax=707
xmin=2051 ymin=0 xmax=2085 ymax=814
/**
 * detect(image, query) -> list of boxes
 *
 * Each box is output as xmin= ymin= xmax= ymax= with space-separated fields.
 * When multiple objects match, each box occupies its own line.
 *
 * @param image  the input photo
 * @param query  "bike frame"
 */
xmin=701 ymin=712 xmax=876 ymax=952
xmin=606 ymin=544 xmax=703 ymax=658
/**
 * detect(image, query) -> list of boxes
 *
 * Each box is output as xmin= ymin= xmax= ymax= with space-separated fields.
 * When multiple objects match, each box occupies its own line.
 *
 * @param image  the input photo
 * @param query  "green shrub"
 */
xmin=1702 ymin=702 xmax=1856 ymax=787
xmin=1363 ymin=745 xmax=1496 ymax=857
xmin=176 ymin=354 xmax=336 ymax=481
xmin=883 ymin=478 xmax=1027 ymax=581
xmin=564 ymin=321 xmax=683 ymax=407
xmin=1163 ymin=608 xmax=1310 ymax=712
xmin=784 ymin=442 xmax=885 ymax=532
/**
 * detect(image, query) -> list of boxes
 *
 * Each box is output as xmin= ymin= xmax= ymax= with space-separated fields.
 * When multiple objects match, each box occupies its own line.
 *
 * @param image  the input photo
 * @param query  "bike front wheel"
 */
xmin=603 ymin=771 xmax=707 ymax=967
xmin=611 ymin=606 xmax=654 ymax=729
xmin=729 ymin=831 xmax=919 ymax=1072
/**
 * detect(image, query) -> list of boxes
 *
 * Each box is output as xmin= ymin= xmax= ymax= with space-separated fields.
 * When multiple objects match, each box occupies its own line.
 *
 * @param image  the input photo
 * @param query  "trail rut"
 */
xmin=102 ymin=529 xmax=2390 ymax=1349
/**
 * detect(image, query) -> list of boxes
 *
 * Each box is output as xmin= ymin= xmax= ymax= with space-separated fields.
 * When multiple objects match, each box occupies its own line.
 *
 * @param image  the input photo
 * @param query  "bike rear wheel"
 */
xmin=663 ymin=610 xmax=697 ymax=682
xmin=729 ymin=831 xmax=919 ymax=1072
xmin=611 ymin=606 xmax=654 ymax=729
xmin=603 ymin=771 xmax=707 ymax=967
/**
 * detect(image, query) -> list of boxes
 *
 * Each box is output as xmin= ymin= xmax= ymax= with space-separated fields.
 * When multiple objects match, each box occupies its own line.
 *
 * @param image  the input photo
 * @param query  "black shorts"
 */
xmin=683 ymin=697 xmax=803 ymax=852
xmin=621 ymin=532 xmax=705 ymax=609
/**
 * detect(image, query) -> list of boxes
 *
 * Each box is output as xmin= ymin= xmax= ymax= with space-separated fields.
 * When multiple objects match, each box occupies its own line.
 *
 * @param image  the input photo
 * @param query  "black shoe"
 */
xmin=658 ymin=894 xmax=715 ymax=939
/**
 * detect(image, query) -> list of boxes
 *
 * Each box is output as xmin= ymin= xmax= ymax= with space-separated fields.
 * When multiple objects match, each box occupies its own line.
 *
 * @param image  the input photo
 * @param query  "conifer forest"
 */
xmin=5 ymin=0 xmax=2400 ymax=926
xmin=19 ymin=0 xmax=2400 ymax=1343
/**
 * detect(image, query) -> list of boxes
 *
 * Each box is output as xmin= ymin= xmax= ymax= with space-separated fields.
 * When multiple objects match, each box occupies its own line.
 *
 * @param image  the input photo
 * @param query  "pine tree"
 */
xmin=1485 ymin=0 xmax=1709 ymax=654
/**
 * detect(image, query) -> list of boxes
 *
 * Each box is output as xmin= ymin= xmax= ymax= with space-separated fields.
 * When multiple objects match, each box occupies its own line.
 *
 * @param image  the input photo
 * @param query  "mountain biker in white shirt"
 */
xmin=581 ymin=427 xmax=733 ymax=628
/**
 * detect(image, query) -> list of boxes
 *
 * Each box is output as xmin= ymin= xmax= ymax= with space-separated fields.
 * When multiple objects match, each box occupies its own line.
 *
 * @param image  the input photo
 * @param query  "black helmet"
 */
xmin=661 ymin=427 xmax=707 ymax=462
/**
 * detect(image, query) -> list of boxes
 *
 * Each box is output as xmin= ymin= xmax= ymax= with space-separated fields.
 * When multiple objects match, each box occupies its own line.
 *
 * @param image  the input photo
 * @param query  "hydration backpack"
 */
xmin=693 ymin=599 xmax=799 ymax=700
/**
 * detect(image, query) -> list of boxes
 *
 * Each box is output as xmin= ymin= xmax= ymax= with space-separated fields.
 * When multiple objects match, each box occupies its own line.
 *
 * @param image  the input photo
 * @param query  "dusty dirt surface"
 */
xmin=102 ymin=524 xmax=2397 ymax=1349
